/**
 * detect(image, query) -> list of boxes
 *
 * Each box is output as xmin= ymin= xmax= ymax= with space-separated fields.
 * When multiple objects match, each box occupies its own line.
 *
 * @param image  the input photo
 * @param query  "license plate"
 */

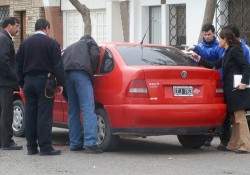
xmin=173 ymin=86 xmax=193 ymax=96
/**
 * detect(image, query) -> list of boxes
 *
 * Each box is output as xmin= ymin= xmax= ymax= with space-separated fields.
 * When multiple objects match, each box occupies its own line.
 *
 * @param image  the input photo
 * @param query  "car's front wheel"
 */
xmin=177 ymin=135 xmax=208 ymax=148
xmin=12 ymin=100 xmax=25 ymax=137
xmin=96 ymin=108 xmax=119 ymax=151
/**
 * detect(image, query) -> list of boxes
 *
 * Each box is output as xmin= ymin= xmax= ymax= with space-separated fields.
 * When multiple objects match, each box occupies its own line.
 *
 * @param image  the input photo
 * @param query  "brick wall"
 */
xmin=4 ymin=0 xmax=63 ymax=50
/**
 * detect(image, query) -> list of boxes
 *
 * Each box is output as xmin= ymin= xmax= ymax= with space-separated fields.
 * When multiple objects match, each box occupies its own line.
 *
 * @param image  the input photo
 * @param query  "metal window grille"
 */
xmin=169 ymin=4 xmax=186 ymax=49
xmin=0 ymin=6 xmax=9 ymax=22
xmin=215 ymin=0 xmax=250 ymax=45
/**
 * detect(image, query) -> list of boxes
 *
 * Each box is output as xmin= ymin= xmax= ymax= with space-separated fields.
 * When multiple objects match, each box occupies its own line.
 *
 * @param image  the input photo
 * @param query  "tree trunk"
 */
xmin=198 ymin=0 xmax=217 ymax=43
xmin=120 ymin=1 xmax=130 ymax=42
xmin=69 ymin=0 xmax=91 ymax=36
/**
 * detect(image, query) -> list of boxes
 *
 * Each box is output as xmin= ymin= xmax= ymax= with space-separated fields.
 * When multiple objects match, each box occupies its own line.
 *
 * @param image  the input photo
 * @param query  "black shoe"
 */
xmin=235 ymin=150 xmax=249 ymax=154
xmin=83 ymin=145 xmax=103 ymax=153
xmin=217 ymin=143 xmax=228 ymax=151
xmin=70 ymin=147 xmax=84 ymax=151
xmin=39 ymin=149 xmax=61 ymax=156
xmin=27 ymin=149 xmax=39 ymax=155
xmin=2 ymin=143 xmax=23 ymax=150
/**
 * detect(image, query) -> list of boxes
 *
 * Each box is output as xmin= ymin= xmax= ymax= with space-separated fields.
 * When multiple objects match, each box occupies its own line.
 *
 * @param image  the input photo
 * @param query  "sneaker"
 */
xmin=83 ymin=145 xmax=103 ymax=153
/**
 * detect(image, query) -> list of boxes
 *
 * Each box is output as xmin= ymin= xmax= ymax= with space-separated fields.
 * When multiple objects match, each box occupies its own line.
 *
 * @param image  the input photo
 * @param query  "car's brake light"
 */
xmin=126 ymin=80 xmax=149 ymax=98
xmin=215 ymin=80 xmax=223 ymax=97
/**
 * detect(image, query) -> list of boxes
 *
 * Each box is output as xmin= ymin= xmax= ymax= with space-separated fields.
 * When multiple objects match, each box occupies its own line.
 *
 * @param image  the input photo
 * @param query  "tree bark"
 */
xmin=120 ymin=1 xmax=129 ymax=42
xmin=198 ymin=0 xmax=217 ymax=43
xmin=69 ymin=0 xmax=91 ymax=36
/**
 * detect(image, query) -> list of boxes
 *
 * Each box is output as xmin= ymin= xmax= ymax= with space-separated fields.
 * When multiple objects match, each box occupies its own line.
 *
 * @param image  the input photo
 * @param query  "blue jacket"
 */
xmin=194 ymin=39 xmax=250 ymax=80
xmin=198 ymin=37 xmax=219 ymax=49
xmin=194 ymin=39 xmax=250 ymax=63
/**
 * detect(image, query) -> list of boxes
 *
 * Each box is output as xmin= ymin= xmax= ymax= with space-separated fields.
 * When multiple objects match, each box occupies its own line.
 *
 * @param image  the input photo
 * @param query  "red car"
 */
xmin=11 ymin=43 xmax=226 ymax=151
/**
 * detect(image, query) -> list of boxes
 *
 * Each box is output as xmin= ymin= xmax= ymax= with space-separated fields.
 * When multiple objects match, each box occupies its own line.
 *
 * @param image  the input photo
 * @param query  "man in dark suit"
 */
xmin=16 ymin=19 xmax=65 ymax=156
xmin=0 ymin=17 xmax=23 ymax=150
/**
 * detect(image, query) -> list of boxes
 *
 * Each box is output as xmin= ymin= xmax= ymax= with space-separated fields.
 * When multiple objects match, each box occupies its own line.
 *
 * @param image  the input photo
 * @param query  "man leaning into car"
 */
xmin=62 ymin=35 xmax=102 ymax=153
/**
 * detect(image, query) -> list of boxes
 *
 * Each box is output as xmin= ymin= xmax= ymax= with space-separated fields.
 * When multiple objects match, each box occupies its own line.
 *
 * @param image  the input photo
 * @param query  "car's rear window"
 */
xmin=115 ymin=46 xmax=198 ymax=66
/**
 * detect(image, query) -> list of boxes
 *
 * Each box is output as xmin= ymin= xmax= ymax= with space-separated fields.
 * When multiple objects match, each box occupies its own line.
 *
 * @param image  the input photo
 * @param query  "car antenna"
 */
xmin=140 ymin=25 xmax=150 ymax=44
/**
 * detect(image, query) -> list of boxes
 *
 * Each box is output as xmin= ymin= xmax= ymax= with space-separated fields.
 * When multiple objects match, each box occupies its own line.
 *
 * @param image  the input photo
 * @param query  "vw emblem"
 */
xmin=181 ymin=71 xmax=187 ymax=78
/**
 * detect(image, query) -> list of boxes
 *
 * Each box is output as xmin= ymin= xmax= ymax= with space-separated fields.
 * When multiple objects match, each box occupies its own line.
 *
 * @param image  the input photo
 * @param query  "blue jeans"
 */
xmin=65 ymin=70 xmax=98 ymax=149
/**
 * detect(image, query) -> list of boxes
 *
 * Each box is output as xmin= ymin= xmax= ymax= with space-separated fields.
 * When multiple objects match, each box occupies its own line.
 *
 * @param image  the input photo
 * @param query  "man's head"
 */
xmin=3 ymin=17 xmax=20 ymax=36
xmin=223 ymin=24 xmax=240 ymax=38
xmin=35 ymin=19 xmax=50 ymax=36
xmin=202 ymin=23 xmax=216 ymax=43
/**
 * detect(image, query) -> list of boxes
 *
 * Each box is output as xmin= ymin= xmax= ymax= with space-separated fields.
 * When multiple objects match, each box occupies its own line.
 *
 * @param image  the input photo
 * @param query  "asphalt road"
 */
xmin=0 ymin=128 xmax=250 ymax=175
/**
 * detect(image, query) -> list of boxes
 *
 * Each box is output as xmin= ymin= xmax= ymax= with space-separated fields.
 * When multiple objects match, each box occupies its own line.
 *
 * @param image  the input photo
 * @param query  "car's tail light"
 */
xmin=215 ymin=80 xmax=223 ymax=97
xmin=126 ymin=80 xmax=149 ymax=98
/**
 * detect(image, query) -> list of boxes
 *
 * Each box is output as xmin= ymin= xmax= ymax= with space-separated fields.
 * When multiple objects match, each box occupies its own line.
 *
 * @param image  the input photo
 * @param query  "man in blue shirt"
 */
xmin=188 ymin=24 xmax=250 ymax=150
xmin=194 ymin=24 xmax=219 ymax=147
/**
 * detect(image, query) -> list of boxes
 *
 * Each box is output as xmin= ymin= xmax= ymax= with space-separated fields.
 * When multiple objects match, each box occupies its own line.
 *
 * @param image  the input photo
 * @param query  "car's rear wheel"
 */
xmin=96 ymin=108 xmax=119 ymax=151
xmin=12 ymin=100 xmax=25 ymax=137
xmin=177 ymin=135 xmax=208 ymax=148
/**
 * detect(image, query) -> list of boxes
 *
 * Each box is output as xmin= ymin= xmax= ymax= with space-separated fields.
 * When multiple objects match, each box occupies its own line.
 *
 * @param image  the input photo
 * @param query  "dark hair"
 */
xmin=35 ymin=19 xmax=50 ymax=31
xmin=0 ymin=21 xmax=3 ymax=28
xmin=219 ymin=28 xmax=242 ymax=50
xmin=202 ymin=23 xmax=215 ymax=33
xmin=2 ymin=17 xmax=19 ymax=28
xmin=223 ymin=24 xmax=240 ymax=38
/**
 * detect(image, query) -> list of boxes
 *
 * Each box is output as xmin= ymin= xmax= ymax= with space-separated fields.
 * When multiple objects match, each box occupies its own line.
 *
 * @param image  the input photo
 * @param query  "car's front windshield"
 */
xmin=115 ymin=46 xmax=198 ymax=66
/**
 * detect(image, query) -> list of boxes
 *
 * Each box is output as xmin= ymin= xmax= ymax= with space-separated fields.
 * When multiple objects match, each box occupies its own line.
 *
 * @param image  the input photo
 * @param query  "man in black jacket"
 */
xmin=0 ymin=17 xmax=23 ymax=150
xmin=62 ymin=35 xmax=101 ymax=153
xmin=16 ymin=19 xmax=65 ymax=156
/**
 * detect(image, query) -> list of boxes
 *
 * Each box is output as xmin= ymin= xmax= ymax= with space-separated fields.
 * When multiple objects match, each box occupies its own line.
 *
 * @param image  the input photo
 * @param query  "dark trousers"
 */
xmin=220 ymin=112 xmax=231 ymax=144
xmin=0 ymin=87 xmax=14 ymax=147
xmin=23 ymin=75 xmax=54 ymax=152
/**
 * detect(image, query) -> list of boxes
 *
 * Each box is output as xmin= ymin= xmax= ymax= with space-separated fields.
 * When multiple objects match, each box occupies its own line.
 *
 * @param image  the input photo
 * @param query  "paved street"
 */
xmin=0 ymin=128 xmax=250 ymax=175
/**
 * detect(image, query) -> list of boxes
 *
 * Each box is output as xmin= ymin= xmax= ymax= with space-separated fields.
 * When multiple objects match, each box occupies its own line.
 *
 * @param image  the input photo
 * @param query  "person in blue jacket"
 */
xmin=188 ymin=24 xmax=250 ymax=151
xmin=189 ymin=24 xmax=250 ymax=64
xmin=194 ymin=23 xmax=219 ymax=147
xmin=198 ymin=23 xmax=219 ymax=49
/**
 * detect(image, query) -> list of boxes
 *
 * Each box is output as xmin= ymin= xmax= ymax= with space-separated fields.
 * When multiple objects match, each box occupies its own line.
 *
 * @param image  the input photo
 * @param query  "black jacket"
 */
xmin=62 ymin=35 xmax=100 ymax=78
xmin=0 ymin=30 xmax=19 ymax=90
xmin=199 ymin=46 xmax=250 ymax=112
xmin=16 ymin=33 xmax=65 ymax=87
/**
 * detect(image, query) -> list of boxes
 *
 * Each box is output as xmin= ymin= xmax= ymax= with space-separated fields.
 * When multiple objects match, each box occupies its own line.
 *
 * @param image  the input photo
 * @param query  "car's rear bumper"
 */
xmin=104 ymin=104 xmax=226 ymax=133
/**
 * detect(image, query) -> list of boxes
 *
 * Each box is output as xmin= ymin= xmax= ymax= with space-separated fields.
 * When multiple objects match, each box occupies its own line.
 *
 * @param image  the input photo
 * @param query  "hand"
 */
xmin=186 ymin=45 xmax=195 ymax=52
xmin=192 ymin=53 xmax=201 ymax=62
xmin=56 ymin=86 xmax=63 ymax=94
xmin=236 ymin=83 xmax=246 ymax=90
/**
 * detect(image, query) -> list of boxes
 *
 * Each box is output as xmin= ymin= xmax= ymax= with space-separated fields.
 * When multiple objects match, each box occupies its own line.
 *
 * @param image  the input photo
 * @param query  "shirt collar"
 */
xmin=6 ymin=31 xmax=13 ymax=40
xmin=35 ymin=31 xmax=46 ymax=35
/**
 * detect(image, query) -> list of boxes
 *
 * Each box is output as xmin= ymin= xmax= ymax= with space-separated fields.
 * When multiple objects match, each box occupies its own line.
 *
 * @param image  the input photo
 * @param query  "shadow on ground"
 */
xmin=51 ymin=128 xmax=215 ymax=155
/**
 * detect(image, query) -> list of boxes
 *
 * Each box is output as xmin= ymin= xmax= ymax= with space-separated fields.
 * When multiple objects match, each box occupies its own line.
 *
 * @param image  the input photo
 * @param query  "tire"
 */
xmin=177 ymin=135 xmax=208 ymax=148
xmin=12 ymin=100 xmax=25 ymax=137
xmin=96 ymin=108 xmax=119 ymax=151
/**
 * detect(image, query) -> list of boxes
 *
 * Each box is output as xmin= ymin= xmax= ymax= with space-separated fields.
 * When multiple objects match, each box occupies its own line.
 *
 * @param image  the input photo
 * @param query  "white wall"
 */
xmin=61 ymin=0 xmax=106 ymax=10
xmin=130 ymin=0 xmax=207 ymax=46
xmin=62 ymin=0 xmax=123 ymax=43
xmin=43 ymin=0 xmax=60 ymax=6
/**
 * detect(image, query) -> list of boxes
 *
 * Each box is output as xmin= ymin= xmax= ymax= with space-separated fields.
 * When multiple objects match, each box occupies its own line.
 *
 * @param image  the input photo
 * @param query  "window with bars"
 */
xmin=0 ymin=6 xmax=9 ymax=22
xmin=169 ymin=4 xmax=186 ymax=49
xmin=215 ymin=0 xmax=250 ymax=45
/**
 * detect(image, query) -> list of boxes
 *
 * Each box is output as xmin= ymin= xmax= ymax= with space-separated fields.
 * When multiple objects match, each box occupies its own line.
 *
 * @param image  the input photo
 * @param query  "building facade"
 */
xmin=0 ymin=0 xmax=249 ymax=50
